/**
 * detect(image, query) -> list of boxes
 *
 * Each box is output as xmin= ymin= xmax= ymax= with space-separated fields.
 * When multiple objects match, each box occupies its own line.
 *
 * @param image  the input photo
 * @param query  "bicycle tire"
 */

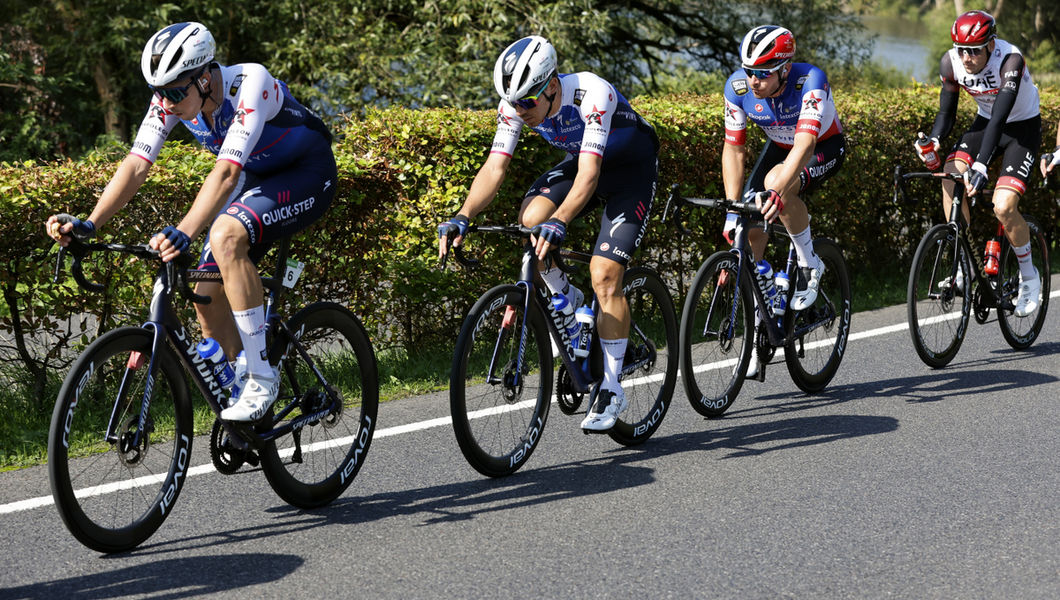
xmin=997 ymin=216 xmax=1050 ymax=349
xmin=784 ymin=238 xmax=852 ymax=393
xmin=47 ymin=327 xmax=192 ymax=553
xmin=679 ymin=251 xmax=754 ymax=417
xmin=608 ymin=267 xmax=678 ymax=445
xmin=907 ymin=223 xmax=972 ymax=368
xmin=450 ymin=284 xmax=552 ymax=477
xmin=259 ymin=302 xmax=379 ymax=508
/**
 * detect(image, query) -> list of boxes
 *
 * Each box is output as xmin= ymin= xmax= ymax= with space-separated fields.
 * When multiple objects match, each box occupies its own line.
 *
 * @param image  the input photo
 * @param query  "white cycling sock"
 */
xmin=601 ymin=337 xmax=627 ymax=393
xmin=539 ymin=267 xmax=571 ymax=297
xmin=232 ymin=306 xmax=271 ymax=377
xmin=790 ymin=225 xmax=816 ymax=267
xmin=1013 ymin=242 xmax=1035 ymax=280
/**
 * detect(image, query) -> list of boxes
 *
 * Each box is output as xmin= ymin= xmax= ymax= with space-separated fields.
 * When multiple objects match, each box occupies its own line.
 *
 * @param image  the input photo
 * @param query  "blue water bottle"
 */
xmin=755 ymin=260 xmax=777 ymax=315
xmin=552 ymin=294 xmax=582 ymax=355
xmin=774 ymin=271 xmax=790 ymax=316
xmin=196 ymin=338 xmax=236 ymax=391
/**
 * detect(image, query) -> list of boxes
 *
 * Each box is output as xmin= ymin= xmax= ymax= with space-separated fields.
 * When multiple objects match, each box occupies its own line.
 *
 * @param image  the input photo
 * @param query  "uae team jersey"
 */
xmin=490 ymin=72 xmax=656 ymax=164
xmin=723 ymin=63 xmax=842 ymax=148
xmin=939 ymin=38 xmax=1039 ymax=122
xmin=130 ymin=63 xmax=327 ymax=175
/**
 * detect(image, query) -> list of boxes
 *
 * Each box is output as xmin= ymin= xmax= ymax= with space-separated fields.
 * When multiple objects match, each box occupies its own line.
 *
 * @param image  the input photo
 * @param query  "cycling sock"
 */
xmin=232 ymin=306 xmax=271 ymax=377
xmin=790 ymin=225 xmax=816 ymax=267
xmin=1013 ymin=242 xmax=1035 ymax=280
xmin=601 ymin=337 xmax=628 ymax=392
xmin=539 ymin=267 xmax=571 ymax=297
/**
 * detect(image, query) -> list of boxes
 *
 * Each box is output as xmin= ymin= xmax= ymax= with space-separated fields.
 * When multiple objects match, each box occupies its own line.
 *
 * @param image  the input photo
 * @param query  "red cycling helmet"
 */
xmin=740 ymin=25 xmax=796 ymax=69
xmin=951 ymin=10 xmax=996 ymax=46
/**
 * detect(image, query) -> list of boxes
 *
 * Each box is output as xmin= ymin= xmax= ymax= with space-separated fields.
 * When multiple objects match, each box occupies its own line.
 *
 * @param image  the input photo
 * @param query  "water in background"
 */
xmin=861 ymin=14 xmax=934 ymax=82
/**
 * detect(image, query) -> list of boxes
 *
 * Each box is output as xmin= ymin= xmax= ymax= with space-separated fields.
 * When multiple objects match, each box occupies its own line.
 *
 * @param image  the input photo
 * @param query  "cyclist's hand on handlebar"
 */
xmin=1040 ymin=147 xmax=1060 ymax=178
xmin=964 ymin=162 xmax=989 ymax=197
xmin=46 ymin=214 xmax=95 ymax=247
xmin=150 ymin=225 xmax=190 ymax=263
xmin=753 ymin=189 xmax=784 ymax=223
xmin=530 ymin=218 xmax=566 ymax=260
xmin=437 ymin=214 xmax=470 ymax=261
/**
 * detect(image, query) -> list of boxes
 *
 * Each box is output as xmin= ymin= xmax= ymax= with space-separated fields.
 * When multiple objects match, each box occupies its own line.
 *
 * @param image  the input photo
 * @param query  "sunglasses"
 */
xmin=152 ymin=79 xmax=196 ymax=103
xmin=513 ymin=78 xmax=551 ymax=110
xmin=955 ymin=44 xmax=988 ymax=57
xmin=743 ymin=63 xmax=785 ymax=80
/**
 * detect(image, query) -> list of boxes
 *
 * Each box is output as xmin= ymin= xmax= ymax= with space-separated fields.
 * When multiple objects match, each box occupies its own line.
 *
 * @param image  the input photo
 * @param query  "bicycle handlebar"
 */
xmin=54 ymin=237 xmax=212 ymax=305
xmin=892 ymin=164 xmax=993 ymax=205
xmin=662 ymin=183 xmax=766 ymax=236
xmin=439 ymin=224 xmax=578 ymax=273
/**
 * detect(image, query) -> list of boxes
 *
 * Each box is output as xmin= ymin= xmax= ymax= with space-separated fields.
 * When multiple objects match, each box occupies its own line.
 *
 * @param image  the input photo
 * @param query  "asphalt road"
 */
xmin=1 ymin=282 xmax=1058 ymax=599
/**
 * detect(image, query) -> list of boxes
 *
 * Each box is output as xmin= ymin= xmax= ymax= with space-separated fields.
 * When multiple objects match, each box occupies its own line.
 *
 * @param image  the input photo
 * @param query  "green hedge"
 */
xmin=2 ymin=85 xmax=1058 ymax=404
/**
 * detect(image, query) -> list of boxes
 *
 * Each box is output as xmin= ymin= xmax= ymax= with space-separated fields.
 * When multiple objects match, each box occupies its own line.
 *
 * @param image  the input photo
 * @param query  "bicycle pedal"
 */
xmin=581 ymin=426 xmax=610 ymax=435
xmin=244 ymin=451 xmax=260 ymax=467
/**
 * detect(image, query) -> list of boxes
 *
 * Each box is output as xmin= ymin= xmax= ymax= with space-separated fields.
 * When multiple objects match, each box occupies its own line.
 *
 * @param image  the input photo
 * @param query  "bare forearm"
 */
xmin=88 ymin=154 xmax=151 ymax=227
xmin=722 ymin=144 xmax=746 ymax=200
xmin=176 ymin=162 xmax=241 ymax=237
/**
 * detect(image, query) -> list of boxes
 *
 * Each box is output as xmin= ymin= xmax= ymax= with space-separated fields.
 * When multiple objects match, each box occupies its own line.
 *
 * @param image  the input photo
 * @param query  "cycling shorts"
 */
xmin=744 ymin=134 xmax=846 ymax=197
xmin=197 ymin=137 xmax=337 ymax=271
xmin=524 ymin=154 xmax=658 ymax=266
xmin=947 ymin=115 xmax=1040 ymax=196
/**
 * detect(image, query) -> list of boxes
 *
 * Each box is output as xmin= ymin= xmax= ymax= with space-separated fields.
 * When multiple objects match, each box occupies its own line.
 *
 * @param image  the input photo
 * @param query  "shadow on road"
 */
xmin=0 ymin=553 xmax=301 ymax=599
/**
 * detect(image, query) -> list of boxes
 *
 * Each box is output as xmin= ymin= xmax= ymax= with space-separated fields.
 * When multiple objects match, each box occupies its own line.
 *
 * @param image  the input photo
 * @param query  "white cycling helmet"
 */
xmin=493 ymin=35 xmax=557 ymax=103
xmin=141 ymin=22 xmax=215 ymax=87
xmin=740 ymin=25 xmax=796 ymax=69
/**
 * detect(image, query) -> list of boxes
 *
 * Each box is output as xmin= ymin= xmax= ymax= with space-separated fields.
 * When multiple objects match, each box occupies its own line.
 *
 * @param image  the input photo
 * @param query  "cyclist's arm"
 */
xmin=456 ymin=152 xmax=511 ymax=219
xmin=87 ymin=154 xmax=152 ymax=227
xmin=928 ymin=54 xmax=960 ymax=142
xmin=775 ymin=131 xmax=816 ymax=195
xmin=173 ymin=160 xmax=244 ymax=240
xmin=551 ymin=152 xmax=601 ymax=224
xmin=722 ymin=141 xmax=746 ymax=201
xmin=973 ymin=53 xmax=1025 ymax=167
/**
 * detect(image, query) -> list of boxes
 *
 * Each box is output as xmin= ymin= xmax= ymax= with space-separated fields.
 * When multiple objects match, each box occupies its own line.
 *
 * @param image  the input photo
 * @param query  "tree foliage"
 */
xmin=3 ymin=0 xmax=873 ymax=161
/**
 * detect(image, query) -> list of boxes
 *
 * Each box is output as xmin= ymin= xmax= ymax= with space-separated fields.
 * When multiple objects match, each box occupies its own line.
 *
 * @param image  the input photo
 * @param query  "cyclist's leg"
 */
xmin=216 ymin=149 xmax=337 ymax=420
xmin=943 ymin=118 xmax=988 ymax=224
xmin=519 ymin=158 xmax=585 ymax=301
xmin=991 ymin=117 xmax=1042 ymax=315
xmin=194 ymin=281 xmax=239 ymax=357
xmin=581 ymin=157 xmax=655 ymax=430
xmin=742 ymin=142 xmax=786 ymax=261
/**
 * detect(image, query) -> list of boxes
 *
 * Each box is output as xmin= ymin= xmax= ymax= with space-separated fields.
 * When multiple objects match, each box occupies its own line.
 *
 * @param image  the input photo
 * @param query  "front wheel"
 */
xmin=784 ymin=238 xmax=852 ymax=393
xmin=48 ymin=327 xmax=192 ymax=553
xmin=259 ymin=302 xmax=379 ymax=508
xmin=997 ymin=216 xmax=1050 ymax=349
xmin=907 ymin=224 xmax=971 ymax=368
xmin=679 ymin=251 xmax=754 ymax=417
xmin=450 ymin=284 xmax=552 ymax=477
xmin=607 ymin=267 xmax=678 ymax=446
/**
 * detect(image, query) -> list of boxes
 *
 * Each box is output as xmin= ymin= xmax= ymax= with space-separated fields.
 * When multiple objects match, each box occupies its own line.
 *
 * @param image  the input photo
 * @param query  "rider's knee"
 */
xmin=208 ymin=217 xmax=250 ymax=262
xmin=589 ymin=259 xmax=624 ymax=300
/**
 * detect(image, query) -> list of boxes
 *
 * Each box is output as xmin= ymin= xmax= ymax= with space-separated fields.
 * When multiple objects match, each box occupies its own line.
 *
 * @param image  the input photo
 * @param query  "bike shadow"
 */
xmin=0 ymin=553 xmax=301 ymax=599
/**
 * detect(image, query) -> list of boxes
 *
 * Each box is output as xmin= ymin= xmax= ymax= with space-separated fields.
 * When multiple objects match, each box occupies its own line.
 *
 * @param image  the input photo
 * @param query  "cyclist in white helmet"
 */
xmin=438 ymin=35 xmax=660 ymax=431
xmin=46 ymin=22 xmax=336 ymax=422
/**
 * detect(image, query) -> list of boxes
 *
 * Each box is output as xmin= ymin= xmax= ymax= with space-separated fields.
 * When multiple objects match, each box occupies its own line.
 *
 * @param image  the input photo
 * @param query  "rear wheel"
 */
xmin=679 ymin=252 xmax=754 ymax=417
xmin=997 ymin=216 xmax=1050 ymax=349
xmin=259 ymin=303 xmax=378 ymax=508
xmin=48 ymin=327 xmax=192 ymax=553
xmin=450 ymin=285 xmax=552 ymax=477
xmin=784 ymin=238 xmax=852 ymax=393
xmin=907 ymin=224 xmax=971 ymax=368
xmin=607 ymin=268 xmax=678 ymax=446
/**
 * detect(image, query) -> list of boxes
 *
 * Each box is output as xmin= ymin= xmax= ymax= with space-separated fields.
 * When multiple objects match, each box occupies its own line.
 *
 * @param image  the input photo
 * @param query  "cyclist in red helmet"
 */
xmin=914 ymin=10 xmax=1043 ymax=317
xmin=722 ymin=25 xmax=846 ymax=377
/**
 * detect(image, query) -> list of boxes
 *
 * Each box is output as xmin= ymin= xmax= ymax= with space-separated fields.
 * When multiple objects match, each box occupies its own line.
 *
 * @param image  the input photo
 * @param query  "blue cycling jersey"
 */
xmin=723 ymin=63 xmax=842 ymax=149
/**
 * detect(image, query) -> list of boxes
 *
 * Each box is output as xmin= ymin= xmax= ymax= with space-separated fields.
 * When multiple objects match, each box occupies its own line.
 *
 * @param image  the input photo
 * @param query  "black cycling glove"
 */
xmin=531 ymin=218 xmax=566 ymax=247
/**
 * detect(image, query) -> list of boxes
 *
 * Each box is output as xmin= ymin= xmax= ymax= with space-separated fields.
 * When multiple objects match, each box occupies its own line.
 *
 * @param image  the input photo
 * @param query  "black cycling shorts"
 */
xmin=197 ymin=136 xmax=337 ymax=272
xmin=744 ymin=134 xmax=846 ymax=197
xmin=948 ymin=114 xmax=1040 ymax=196
xmin=524 ymin=153 xmax=658 ymax=266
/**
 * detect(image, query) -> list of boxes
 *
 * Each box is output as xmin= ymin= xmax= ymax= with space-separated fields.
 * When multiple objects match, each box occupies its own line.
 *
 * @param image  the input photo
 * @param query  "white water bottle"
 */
xmin=574 ymin=305 xmax=594 ymax=359
xmin=774 ymin=271 xmax=790 ymax=315
xmin=552 ymin=294 xmax=582 ymax=355
xmin=197 ymin=338 xmax=236 ymax=391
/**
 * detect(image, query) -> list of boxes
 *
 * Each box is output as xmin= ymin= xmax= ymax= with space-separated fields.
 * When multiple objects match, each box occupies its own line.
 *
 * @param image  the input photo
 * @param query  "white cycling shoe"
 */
xmin=1013 ymin=270 xmax=1041 ymax=318
xmin=581 ymin=387 xmax=627 ymax=431
xmin=221 ymin=373 xmax=279 ymax=422
xmin=791 ymin=256 xmax=825 ymax=311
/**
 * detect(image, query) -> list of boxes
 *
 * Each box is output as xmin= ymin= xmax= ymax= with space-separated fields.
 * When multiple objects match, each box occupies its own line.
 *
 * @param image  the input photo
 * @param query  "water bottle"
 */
xmin=984 ymin=240 xmax=1000 ymax=275
xmin=774 ymin=271 xmax=790 ymax=316
xmin=916 ymin=133 xmax=941 ymax=171
xmin=196 ymin=338 xmax=236 ymax=391
xmin=574 ymin=305 xmax=594 ymax=359
xmin=756 ymin=259 xmax=778 ymax=300
xmin=551 ymin=294 xmax=582 ymax=355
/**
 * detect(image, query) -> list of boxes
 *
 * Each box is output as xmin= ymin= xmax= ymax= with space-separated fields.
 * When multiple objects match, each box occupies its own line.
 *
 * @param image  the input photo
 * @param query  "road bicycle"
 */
xmin=442 ymin=224 xmax=678 ymax=478
xmin=47 ymin=220 xmax=378 ymax=553
xmin=895 ymin=166 xmax=1050 ymax=368
xmin=664 ymin=186 xmax=852 ymax=418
